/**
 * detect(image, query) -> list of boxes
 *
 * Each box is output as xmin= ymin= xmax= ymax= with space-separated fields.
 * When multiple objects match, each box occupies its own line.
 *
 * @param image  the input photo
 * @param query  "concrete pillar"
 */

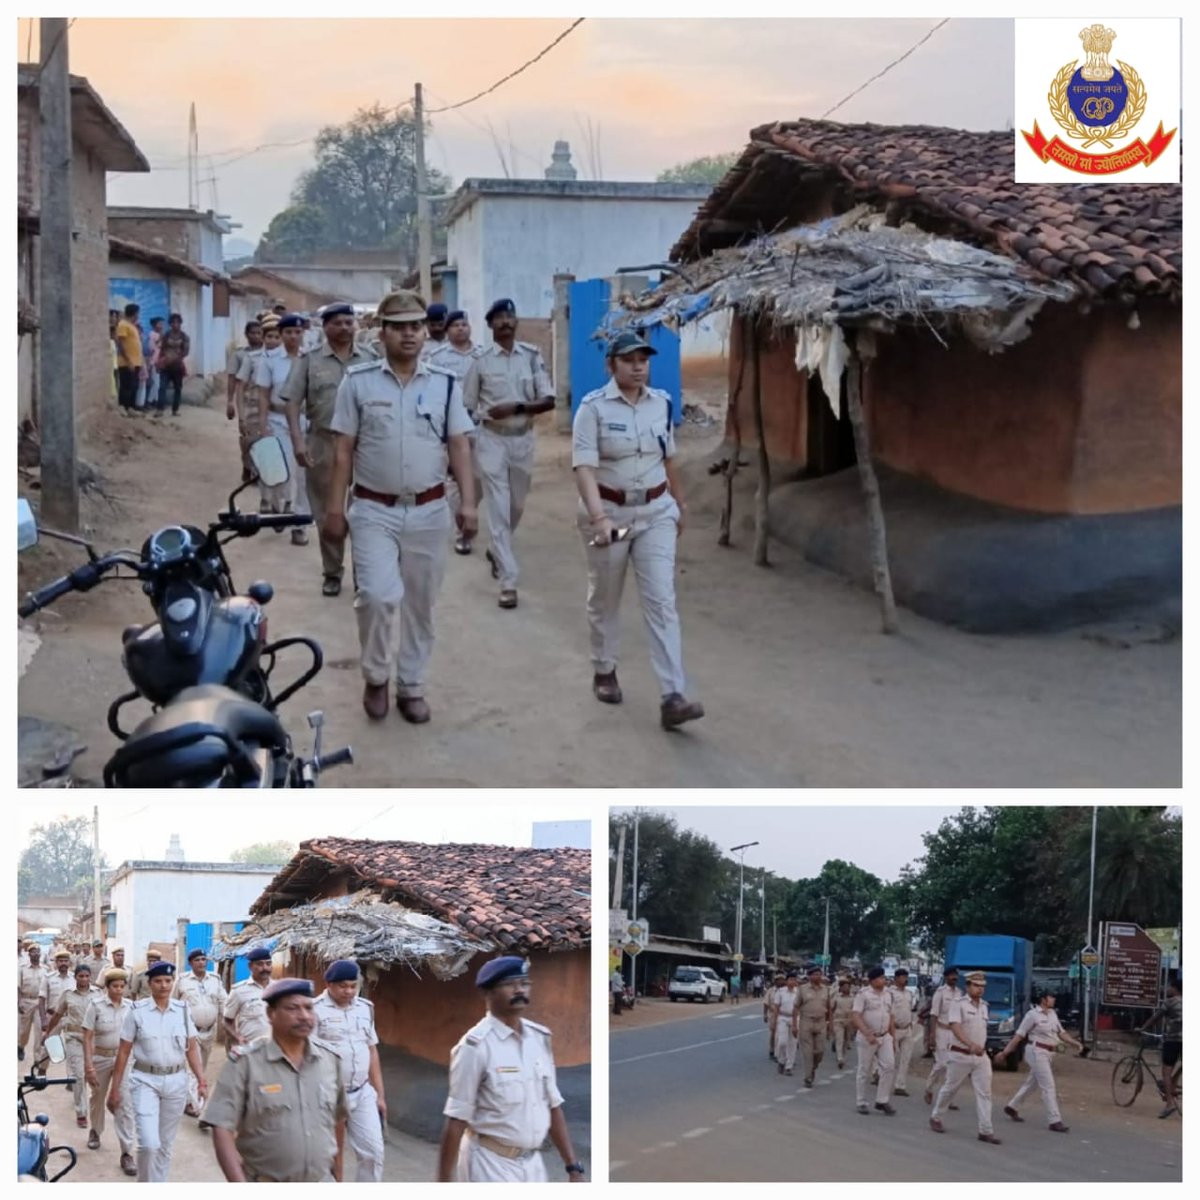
xmin=553 ymin=273 xmax=574 ymax=434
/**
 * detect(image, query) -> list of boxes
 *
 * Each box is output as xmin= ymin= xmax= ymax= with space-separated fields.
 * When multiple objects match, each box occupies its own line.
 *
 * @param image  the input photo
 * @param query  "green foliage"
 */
xmin=19 ymin=817 xmax=106 ymax=904
xmin=229 ymin=840 xmax=296 ymax=865
xmin=256 ymin=204 xmax=326 ymax=262
xmin=656 ymin=153 xmax=739 ymax=186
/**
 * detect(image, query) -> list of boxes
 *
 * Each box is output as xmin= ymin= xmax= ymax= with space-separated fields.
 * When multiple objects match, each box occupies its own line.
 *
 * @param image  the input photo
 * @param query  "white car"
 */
xmin=668 ymin=966 xmax=728 ymax=1003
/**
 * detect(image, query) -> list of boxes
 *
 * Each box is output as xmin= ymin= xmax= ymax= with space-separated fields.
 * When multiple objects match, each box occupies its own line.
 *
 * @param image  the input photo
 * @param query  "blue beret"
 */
xmin=278 ymin=313 xmax=305 ymax=329
xmin=485 ymin=298 xmax=516 ymax=322
xmin=187 ymin=948 xmax=207 ymax=962
xmin=426 ymin=303 xmax=448 ymax=321
xmin=476 ymin=956 xmax=529 ymax=989
xmin=246 ymin=947 xmax=272 ymax=963
xmin=607 ymin=329 xmax=656 ymax=358
xmin=146 ymin=961 xmax=175 ymax=979
xmin=321 ymin=303 xmax=355 ymax=324
xmin=263 ymin=978 xmax=314 ymax=1005
xmin=324 ymin=960 xmax=360 ymax=983
xmin=445 ymin=310 xmax=467 ymax=325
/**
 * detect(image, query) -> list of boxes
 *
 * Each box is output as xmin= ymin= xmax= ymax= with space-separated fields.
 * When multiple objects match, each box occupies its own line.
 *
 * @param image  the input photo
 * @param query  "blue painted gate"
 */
xmin=568 ymin=278 xmax=682 ymax=423
xmin=187 ymin=920 xmax=250 ymax=982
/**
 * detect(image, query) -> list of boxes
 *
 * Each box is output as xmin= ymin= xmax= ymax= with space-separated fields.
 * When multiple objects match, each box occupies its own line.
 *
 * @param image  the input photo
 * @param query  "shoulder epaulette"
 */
xmin=357 ymin=996 xmax=375 ymax=1010
xmin=347 ymin=360 xmax=382 ymax=376
xmin=517 ymin=341 xmax=542 ymax=355
xmin=425 ymin=360 xmax=455 ymax=378
xmin=578 ymin=388 xmax=607 ymax=407
xmin=523 ymin=1019 xmax=552 ymax=1036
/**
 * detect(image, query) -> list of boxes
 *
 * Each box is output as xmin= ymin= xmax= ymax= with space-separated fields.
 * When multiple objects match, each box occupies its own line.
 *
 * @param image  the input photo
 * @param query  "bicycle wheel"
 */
xmin=1172 ymin=1063 xmax=1181 ymax=1113
xmin=1112 ymin=1055 xmax=1143 ymax=1107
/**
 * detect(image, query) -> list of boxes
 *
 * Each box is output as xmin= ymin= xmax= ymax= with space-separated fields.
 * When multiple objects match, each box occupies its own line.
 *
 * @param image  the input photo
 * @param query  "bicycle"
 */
xmin=1111 ymin=1033 xmax=1182 ymax=1113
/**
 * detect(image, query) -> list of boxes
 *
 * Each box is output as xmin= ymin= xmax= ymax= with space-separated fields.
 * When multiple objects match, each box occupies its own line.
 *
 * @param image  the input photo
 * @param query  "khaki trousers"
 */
xmin=577 ymin=493 xmax=686 ymax=697
xmin=18 ymin=999 xmax=43 ymax=1058
xmin=933 ymin=1049 xmax=994 ymax=1134
xmin=799 ymin=1017 xmax=827 ymax=1081
xmin=345 ymin=1081 xmax=385 ymax=1182
xmin=186 ymin=1029 xmax=216 ymax=1112
xmin=348 ymin=496 xmax=451 ymax=694
xmin=855 ymin=1032 xmax=895 ymax=1106
xmin=926 ymin=1025 xmax=954 ymax=1094
xmin=1007 ymin=1045 xmax=1062 ymax=1125
xmin=774 ymin=1021 xmax=798 ymax=1071
xmin=832 ymin=1022 xmax=851 ymax=1065
xmin=90 ymin=1053 xmax=135 ymax=1152
xmin=893 ymin=1025 xmax=915 ymax=1091
xmin=306 ymin=429 xmax=346 ymax=579
xmin=65 ymin=1033 xmax=88 ymax=1119
xmin=457 ymin=1136 xmax=547 ymax=1183
xmin=129 ymin=1068 xmax=189 ymax=1182
xmin=476 ymin=427 xmax=534 ymax=589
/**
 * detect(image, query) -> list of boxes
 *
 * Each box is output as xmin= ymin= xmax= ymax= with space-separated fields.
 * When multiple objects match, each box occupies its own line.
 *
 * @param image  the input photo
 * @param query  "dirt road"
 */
xmin=17 ymin=401 xmax=1181 ymax=787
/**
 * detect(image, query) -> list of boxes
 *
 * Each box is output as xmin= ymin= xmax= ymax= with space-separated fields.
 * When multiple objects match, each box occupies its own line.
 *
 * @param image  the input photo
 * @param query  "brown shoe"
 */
xmin=184 ymin=1103 xmax=200 ymax=1118
xmin=929 ymin=1117 xmax=945 ymax=1133
xmin=1004 ymin=1105 xmax=1024 ymax=1122
xmin=894 ymin=1088 xmax=909 ymax=1097
xmin=498 ymin=589 xmax=518 ymax=609
xmin=977 ymin=1133 xmax=1002 ymax=1144
xmin=1048 ymin=1122 xmax=1070 ymax=1133
xmin=87 ymin=1129 xmax=100 ymax=1150
xmin=397 ymin=696 xmax=431 ymax=724
xmin=593 ymin=671 xmax=622 ymax=704
xmin=363 ymin=682 xmax=389 ymax=720
xmin=121 ymin=1153 xmax=137 ymax=1177
xmin=661 ymin=693 xmax=704 ymax=729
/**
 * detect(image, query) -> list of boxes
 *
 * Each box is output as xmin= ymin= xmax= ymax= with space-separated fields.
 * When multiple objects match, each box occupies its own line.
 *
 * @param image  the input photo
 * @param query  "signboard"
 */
xmin=1101 ymin=922 xmax=1162 ymax=1008
xmin=733 ymin=953 xmax=744 ymax=962
xmin=609 ymin=909 xmax=628 ymax=945
xmin=1080 ymin=944 xmax=1100 ymax=971
xmin=624 ymin=919 xmax=649 ymax=957
xmin=702 ymin=926 xmax=721 ymax=943
xmin=1146 ymin=927 xmax=1181 ymax=970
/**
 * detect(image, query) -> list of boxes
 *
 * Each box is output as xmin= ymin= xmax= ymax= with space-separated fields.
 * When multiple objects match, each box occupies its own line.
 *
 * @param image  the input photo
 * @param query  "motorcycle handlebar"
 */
xmin=218 ymin=512 xmax=315 ymax=535
xmin=312 ymin=746 xmax=353 ymax=773
xmin=18 ymin=560 xmax=112 ymax=617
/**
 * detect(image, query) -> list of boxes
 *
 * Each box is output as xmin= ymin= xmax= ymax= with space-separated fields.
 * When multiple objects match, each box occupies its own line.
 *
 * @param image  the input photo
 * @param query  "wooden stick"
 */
xmin=844 ymin=345 xmax=897 ymax=633
xmin=751 ymin=318 xmax=771 ymax=567
xmin=719 ymin=317 xmax=750 ymax=547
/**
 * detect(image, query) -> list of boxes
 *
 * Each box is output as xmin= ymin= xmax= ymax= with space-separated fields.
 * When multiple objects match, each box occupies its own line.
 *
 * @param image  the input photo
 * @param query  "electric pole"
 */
xmin=414 ymin=83 xmax=432 ymax=301
xmin=93 ymin=806 xmax=102 ymax=945
xmin=38 ymin=16 xmax=78 ymax=532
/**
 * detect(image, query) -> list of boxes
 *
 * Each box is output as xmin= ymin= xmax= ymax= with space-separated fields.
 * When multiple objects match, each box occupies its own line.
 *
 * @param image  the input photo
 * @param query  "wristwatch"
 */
xmin=565 ymin=1162 xmax=585 ymax=1176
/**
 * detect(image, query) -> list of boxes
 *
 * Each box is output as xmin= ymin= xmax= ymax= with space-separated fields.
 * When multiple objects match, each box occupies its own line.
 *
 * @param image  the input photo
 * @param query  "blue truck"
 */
xmin=943 ymin=934 xmax=1033 ymax=1069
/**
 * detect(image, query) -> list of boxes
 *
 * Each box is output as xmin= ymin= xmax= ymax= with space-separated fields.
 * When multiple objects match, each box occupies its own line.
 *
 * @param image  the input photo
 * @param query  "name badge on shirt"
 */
xmin=495 ymin=1066 xmax=521 ymax=1075
xmin=606 ymin=422 xmax=628 ymax=432
xmin=258 ymin=1084 xmax=283 ymax=1094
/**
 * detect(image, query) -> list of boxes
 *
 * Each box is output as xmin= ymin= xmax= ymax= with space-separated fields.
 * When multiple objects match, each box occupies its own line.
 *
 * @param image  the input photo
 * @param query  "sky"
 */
xmin=611 ymin=805 xmax=963 ymax=881
xmin=19 ymin=16 xmax=1016 ymax=246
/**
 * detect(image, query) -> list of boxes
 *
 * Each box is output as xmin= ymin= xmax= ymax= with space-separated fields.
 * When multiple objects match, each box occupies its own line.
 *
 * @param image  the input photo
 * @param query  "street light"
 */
xmin=730 ymin=841 xmax=759 ymax=963
xmin=821 ymin=896 xmax=831 ymax=969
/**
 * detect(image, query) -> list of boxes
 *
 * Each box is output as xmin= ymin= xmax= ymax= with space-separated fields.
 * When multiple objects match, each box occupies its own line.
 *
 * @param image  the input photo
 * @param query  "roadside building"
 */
xmin=230 ymin=266 xmax=342 ymax=316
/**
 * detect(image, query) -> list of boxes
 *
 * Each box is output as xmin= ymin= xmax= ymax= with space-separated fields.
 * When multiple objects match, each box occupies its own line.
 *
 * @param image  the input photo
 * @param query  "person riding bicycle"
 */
xmin=1139 ymin=977 xmax=1182 ymax=1118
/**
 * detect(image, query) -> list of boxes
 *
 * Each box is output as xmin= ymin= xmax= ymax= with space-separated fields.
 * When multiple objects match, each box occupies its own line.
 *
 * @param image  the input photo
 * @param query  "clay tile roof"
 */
xmin=251 ymin=838 xmax=590 ymax=954
xmin=673 ymin=119 xmax=1181 ymax=301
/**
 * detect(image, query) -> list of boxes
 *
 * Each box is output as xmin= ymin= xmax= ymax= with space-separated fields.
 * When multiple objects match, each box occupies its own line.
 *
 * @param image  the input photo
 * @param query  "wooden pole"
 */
xmin=751 ymin=317 xmax=770 ymax=567
xmin=552 ymin=273 xmax=573 ymax=433
xmin=38 ymin=17 xmax=79 ymax=532
xmin=718 ymin=315 xmax=750 ymax=547
xmin=414 ymin=83 xmax=432 ymax=302
xmin=844 ymin=343 xmax=898 ymax=633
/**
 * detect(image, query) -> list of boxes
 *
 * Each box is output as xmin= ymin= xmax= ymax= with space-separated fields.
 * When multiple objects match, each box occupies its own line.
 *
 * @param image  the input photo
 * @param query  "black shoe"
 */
xmin=875 ymin=1102 xmax=897 ymax=1116
xmin=17 ymin=1047 xmax=24 ymax=1062
xmin=485 ymin=549 xmax=500 ymax=579
xmin=322 ymin=576 xmax=342 ymax=597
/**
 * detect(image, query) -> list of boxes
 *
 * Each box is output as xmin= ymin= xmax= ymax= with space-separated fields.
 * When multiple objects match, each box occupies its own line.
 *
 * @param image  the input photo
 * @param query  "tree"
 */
xmin=256 ymin=104 xmax=453 ymax=268
xmin=229 ymin=840 xmax=296 ymax=865
xmin=782 ymin=860 xmax=897 ymax=965
xmin=19 ymin=816 xmax=106 ymax=904
xmin=656 ymin=152 xmax=739 ymax=186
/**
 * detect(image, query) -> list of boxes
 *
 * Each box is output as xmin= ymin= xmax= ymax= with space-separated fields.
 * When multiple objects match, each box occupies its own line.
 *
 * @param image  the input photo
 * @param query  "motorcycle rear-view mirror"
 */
xmin=249 ymin=436 xmax=290 ymax=488
xmin=41 ymin=1033 xmax=66 ymax=1064
xmin=18 ymin=497 xmax=38 ymax=551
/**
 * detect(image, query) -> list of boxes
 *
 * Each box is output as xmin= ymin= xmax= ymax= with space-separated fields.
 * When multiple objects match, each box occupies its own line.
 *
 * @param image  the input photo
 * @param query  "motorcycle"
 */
xmin=17 ymin=1035 xmax=78 ymax=1181
xmin=17 ymin=438 xmax=352 ymax=788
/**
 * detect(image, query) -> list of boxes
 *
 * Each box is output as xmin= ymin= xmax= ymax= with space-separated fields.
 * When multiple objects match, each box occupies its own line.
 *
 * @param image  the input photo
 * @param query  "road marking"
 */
xmin=817 ymin=1079 xmax=831 ymax=1086
xmin=717 ymin=1115 xmax=744 ymax=1125
xmin=610 ymin=1161 xmax=629 ymax=1172
xmin=741 ymin=1014 xmax=760 ymax=1020
xmin=681 ymin=1127 xmax=711 ymax=1139
xmin=611 ymin=1029 xmax=761 ymax=1065
xmin=752 ymin=1103 xmax=772 ymax=1111
xmin=658 ymin=1142 xmax=678 ymax=1150
xmin=775 ymin=1094 xmax=795 ymax=1102
xmin=712 ymin=1013 xmax=738 ymax=1020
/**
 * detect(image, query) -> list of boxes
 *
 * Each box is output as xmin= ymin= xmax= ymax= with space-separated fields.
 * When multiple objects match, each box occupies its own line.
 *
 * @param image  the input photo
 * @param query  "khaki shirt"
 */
xmin=572 ymin=380 xmax=675 ymax=494
xmin=832 ymin=993 xmax=855 ymax=1024
xmin=205 ymin=1036 xmax=347 ymax=1183
xmin=83 ymin=994 xmax=133 ymax=1057
xmin=278 ymin=340 xmax=376 ymax=431
xmin=330 ymin=357 xmax=473 ymax=497
xmin=225 ymin=979 xmax=271 ymax=1045
xmin=83 ymin=956 xmax=110 ymax=983
xmin=947 ymin=995 xmax=989 ymax=1046
xmin=931 ymin=984 xmax=963 ymax=1028
xmin=173 ymin=971 xmax=227 ymax=1034
xmin=427 ymin=341 xmax=482 ymax=382
xmin=772 ymin=987 xmax=800 ymax=1021
xmin=891 ymin=986 xmax=916 ymax=1030
xmin=53 ymin=985 xmax=101 ymax=1036
xmin=851 ymin=985 xmax=894 ymax=1037
xmin=46 ymin=971 xmax=74 ymax=1014
xmin=798 ymin=982 xmax=832 ymax=1022
xmin=312 ymin=992 xmax=378 ymax=1092
xmin=463 ymin=342 xmax=553 ymax=435
xmin=443 ymin=1014 xmax=564 ymax=1150
xmin=121 ymin=998 xmax=197 ymax=1069
xmin=1016 ymin=1006 xmax=1062 ymax=1051
xmin=19 ymin=964 xmax=48 ymax=1004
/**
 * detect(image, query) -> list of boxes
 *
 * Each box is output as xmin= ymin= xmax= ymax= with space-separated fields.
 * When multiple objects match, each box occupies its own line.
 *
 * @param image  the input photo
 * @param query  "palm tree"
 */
xmin=1072 ymin=807 xmax=1181 ymax=928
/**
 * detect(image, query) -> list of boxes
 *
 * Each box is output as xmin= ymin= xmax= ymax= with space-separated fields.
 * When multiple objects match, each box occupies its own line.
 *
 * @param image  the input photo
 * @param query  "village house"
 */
xmin=621 ymin=119 xmax=1181 ymax=632
xmin=236 ymin=248 xmax=401 ymax=306
xmin=229 ymin=265 xmax=341 ymax=316
xmin=17 ymin=66 xmax=149 ymax=423
xmin=214 ymin=837 xmax=590 ymax=1142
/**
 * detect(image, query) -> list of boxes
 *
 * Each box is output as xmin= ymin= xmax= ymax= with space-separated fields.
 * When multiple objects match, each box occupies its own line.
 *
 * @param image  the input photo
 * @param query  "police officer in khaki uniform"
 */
xmin=173 ymin=948 xmax=228 ymax=1117
xmin=573 ymin=330 xmax=704 ymax=728
xmin=771 ymin=972 xmax=801 ymax=1075
xmin=280 ymin=302 xmax=376 ymax=596
xmin=223 ymin=946 xmax=274 ymax=1048
xmin=207 ymin=978 xmax=348 ymax=1182
xmin=996 ymin=991 xmax=1080 ymax=1132
xmin=313 ymin=960 xmax=386 ymax=1182
xmin=832 ymin=977 xmax=855 ymax=1069
xmin=924 ymin=966 xmax=962 ymax=1104
xmin=18 ymin=942 xmax=48 ymax=1061
xmin=764 ymin=972 xmax=785 ymax=1061
xmin=852 ymin=966 xmax=897 ymax=1116
xmin=429 ymin=310 xmax=483 ymax=555
xmin=127 ymin=948 xmax=163 ymax=1003
xmin=45 ymin=950 xmax=75 ymax=1033
xmin=797 ymin=965 xmax=833 ymax=1087
xmin=930 ymin=970 xmax=1001 ymax=1143
xmin=324 ymin=290 xmax=478 ymax=724
xmin=83 ymin=940 xmax=110 ymax=985
xmin=462 ymin=299 xmax=556 ymax=609
xmin=439 ymin=957 xmax=583 ymax=1183
xmin=108 ymin=960 xmax=208 ymax=1181
xmin=83 ymin=968 xmax=137 ymax=1172
xmin=44 ymin=963 xmax=100 ymax=1128
xmin=889 ymin=967 xmax=918 ymax=1096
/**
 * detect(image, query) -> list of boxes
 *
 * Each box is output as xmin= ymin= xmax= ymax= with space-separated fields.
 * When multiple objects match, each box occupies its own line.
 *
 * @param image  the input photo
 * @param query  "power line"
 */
xmin=426 ymin=18 xmax=585 ymax=113
xmin=820 ymin=18 xmax=950 ymax=120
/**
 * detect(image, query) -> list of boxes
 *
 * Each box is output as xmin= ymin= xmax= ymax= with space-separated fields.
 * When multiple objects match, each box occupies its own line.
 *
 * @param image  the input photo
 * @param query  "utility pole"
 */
xmin=38 ymin=17 xmax=78 ymax=532
xmin=822 ymin=897 xmax=831 ymax=966
xmin=1083 ymin=804 xmax=1099 ymax=1047
xmin=187 ymin=102 xmax=199 ymax=210
xmin=631 ymin=813 xmax=640 ymax=923
xmin=730 ymin=841 xmax=759 ymax=962
xmin=611 ymin=822 xmax=626 ymax=910
xmin=760 ymin=868 xmax=766 ymax=966
xmin=414 ymin=83 xmax=432 ymax=301
xmin=92 ymin=806 xmax=102 ymax=945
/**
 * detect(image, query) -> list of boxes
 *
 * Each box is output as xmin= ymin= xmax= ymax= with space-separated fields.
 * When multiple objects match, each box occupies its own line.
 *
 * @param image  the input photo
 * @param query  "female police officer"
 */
xmin=572 ymin=330 xmax=703 ymax=729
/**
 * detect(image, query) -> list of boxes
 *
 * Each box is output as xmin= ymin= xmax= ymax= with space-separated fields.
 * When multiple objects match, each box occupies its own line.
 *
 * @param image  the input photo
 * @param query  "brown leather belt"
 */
xmin=895 ymin=1023 xmax=912 ymax=1030
xmin=1034 ymin=1041 xmax=1057 ymax=1051
xmin=474 ymin=1132 xmax=536 ymax=1160
xmin=599 ymin=481 xmax=668 ymax=506
xmin=950 ymin=1045 xmax=974 ymax=1055
xmin=353 ymin=483 xmax=445 ymax=507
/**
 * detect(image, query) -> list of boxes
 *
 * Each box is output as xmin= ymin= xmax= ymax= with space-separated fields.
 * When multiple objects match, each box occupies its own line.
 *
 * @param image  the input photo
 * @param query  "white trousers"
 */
xmin=263 ymin=412 xmax=310 ymax=516
xmin=933 ymin=1050 xmax=994 ymax=1134
xmin=345 ymin=1082 xmax=386 ymax=1182
xmin=129 ymin=1068 xmax=189 ymax=1181
xmin=855 ymin=1033 xmax=895 ymax=1106
xmin=926 ymin=1026 xmax=953 ymax=1093
xmin=893 ymin=1026 xmax=915 ymax=1091
xmin=476 ymin=427 xmax=534 ymax=589
xmin=773 ymin=1021 xmax=798 ymax=1071
xmin=90 ymin=1054 xmax=135 ymax=1152
xmin=1007 ymin=1045 xmax=1062 ymax=1125
xmin=186 ymin=1029 xmax=215 ymax=1112
xmin=349 ymin=497 xmax=451 ymax=694
xmin=457 ymin=1136 xmax=548 ymax=1183
xmin=577 ymin=493 xmax=686 ymax=696
xmin=832 ymin=1023 xmax=851 ymax=1064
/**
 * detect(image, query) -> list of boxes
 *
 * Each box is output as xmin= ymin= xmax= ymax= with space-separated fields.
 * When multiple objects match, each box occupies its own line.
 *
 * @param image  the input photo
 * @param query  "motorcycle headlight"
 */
xmin=998 ymin=1017 xmax=1014 ymax=1034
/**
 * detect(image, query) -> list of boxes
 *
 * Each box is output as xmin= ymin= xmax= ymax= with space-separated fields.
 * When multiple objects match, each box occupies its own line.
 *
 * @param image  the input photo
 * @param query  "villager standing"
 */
xmin=114 ymin=303 xmax=145 ymax=415
xmin=82 ymin=968 xmax=137 ymax=1173
xmin=798 ymin=963 xmax=833 ymax=1087
xmin=852 ymin=966 xmax=897 ymax=1116
xmin=572 ymin=330 xmax=704 ymax=728
xmin=173 ymin=949 xmax=227 ymax=1118
xmin=891 ymin=967 xmax=917 ymax=1097
xmin=930 ymin=970 xmax=1000 ymax=1143
xmin=43 ymin=963 xmax=99 ymax=1129
xmin=155 ymin=313 xmax=190 ymax=417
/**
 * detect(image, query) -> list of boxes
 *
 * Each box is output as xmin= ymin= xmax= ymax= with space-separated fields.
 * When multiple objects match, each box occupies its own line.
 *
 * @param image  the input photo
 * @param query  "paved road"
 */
xmin=610 ymin=1007 xmax=1182 ymax=1181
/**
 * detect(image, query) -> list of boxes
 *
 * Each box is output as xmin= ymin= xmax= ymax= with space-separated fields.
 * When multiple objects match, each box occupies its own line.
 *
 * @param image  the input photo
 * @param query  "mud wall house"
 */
xmin=245 ymin=249 xmax=401 ymax=305
xmin=640 ymin=119 xmax=1181 ymax=631
xmin=230 ymin=265 xmax=343 ymax=316
xmin=17 ymin=66 xmax=150 ymax=424
xmin=18 ymin=894 xmax=81 ymax=933
xmin=223 ymin=838 xmax=591 ymax=1142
